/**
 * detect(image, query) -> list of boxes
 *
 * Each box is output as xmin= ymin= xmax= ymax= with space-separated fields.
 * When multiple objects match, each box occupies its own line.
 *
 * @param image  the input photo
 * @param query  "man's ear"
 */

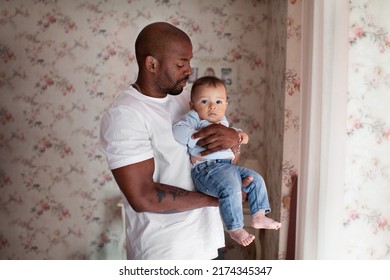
xmin=145 ymin=55 xmax=158 ymax=72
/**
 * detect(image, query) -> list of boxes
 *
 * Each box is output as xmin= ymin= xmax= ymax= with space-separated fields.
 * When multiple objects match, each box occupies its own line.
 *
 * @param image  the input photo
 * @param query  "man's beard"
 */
xmin=165 ymin=76 xmax=189 ymax=96
xmin=168 ymin=86 xmax=184 ymax=96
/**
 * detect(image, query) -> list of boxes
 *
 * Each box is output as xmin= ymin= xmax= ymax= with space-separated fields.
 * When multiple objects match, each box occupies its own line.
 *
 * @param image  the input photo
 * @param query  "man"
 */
xmin=100 ymin=22 xmax=249 ymax=259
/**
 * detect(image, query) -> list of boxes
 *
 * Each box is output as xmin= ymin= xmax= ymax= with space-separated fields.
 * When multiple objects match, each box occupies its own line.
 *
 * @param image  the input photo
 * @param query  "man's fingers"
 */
xmin=199 ymin=145 xmax=222 ymax=156
xmin=241 ymin=176 xmax=253 ymax=202
xmin=242 ymin=176 xmax=253 ymax=188
xmin=192 ymin=124 xmax=217 ymax=139
xmin=196 ymin=136 xmax=215 ymax=148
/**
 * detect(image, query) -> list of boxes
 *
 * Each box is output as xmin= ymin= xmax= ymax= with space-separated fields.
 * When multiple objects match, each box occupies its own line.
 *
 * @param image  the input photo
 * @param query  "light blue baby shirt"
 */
xmin=173 ymin=110 xmax=235 ymax=160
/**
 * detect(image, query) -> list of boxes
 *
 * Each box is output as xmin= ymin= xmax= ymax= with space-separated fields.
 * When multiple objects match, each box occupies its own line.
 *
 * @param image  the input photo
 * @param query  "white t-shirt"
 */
xmin=100 ymin=86 xmax=225 ymax=260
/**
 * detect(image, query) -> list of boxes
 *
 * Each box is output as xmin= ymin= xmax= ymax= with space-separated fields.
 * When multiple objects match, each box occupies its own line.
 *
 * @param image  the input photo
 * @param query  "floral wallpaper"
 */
xmin=279 ymin=0 xmax=301 ymax=260
xmin=261 ymin=0 xmax=287 ymax=260
xmin=345 ymin=0 xmax=390 ymax=259
xmin=5 ymin=0 xmax=388 ymax=261
xmin=0 ymin=0 xmax=291 ymax=259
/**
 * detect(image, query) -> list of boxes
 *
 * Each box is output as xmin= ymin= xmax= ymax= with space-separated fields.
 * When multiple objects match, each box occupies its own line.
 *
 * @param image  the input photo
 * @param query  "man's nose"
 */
xmin=184 ymin=65 xmax=192 ymax=76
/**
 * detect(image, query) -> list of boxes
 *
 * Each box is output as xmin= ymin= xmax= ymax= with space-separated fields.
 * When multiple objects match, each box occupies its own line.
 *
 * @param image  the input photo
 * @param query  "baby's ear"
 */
xmin=189 ymin=101 xmax=194 ymax=110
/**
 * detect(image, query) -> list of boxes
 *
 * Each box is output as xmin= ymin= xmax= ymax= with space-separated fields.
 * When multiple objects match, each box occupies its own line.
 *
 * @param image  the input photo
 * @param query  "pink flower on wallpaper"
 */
xmin=287 ymin=17 xmax=301 ymax=40
xmin=284 ymin=108 xmax=299 ymax=132
xmin=192 ymin=23 xmax=201 ymax=33
xmin=24 ymin=108 xmax=40 ymax=126
xmin=0 ymin=173 xmax=11 ymax=188
xmin=349 ymin=26 xmax=365 ymax=44
xmin=169 ymin=18 xmax=180 ymax=27
xmin=39 ymin=75 xmax=54 ymax=90
xmin=60 ymin=145 xmax=73 ymax=158
xmin=228 ymin=113 xmax=240 ymax=124
xmin=344 ymin=206 xmax=390 ymax=235
xmin=89 ymin=20 xmax=102 ymax=33
xmin=22 ymin=237 xmax=34 ymax=251
xmin=285 ymin=69 xmax=300 ymax=96
xmin=58 ymin=207 xmax=71 ymax=220
xmin=378 ymin=216 xmax=388 ymax=233
xmin=373 ymin=215 xmax=389 ymax=234
xmin=343 ymin=209 xmax=359 ymax=227
xmin=126 ymin=53 xmax=136 ymax=65
xmin=98 ymin=46 xmax=117 ymax=61
xmin=226 ymin=49 xmax=242 ymax=62
xmin=65 ymin=83 xmax=73 ymax=92
xmin=0 ymin=234 xmax=10 ymax=249
xmin=116 ymin=48 xmax=136 ymax=66
xmin=347 ymin=114 xmax=390 ymax=143
xmin=350 ymin=9 xmax=390 ymax=52
xmin=346 ymin=118 xmax=362 ymax=134
xmin=64 ymin=20 xmax=76 ymax=33
xmin=94 ymin=171 xmax=113 ymax=187
xmin=211 ymin=7 xmax=224 ymax=16
xmin=294 ymin=79 xmax=300 ymax=91
xmin=0 ymin=107 xmax=13 ymax=125
xmin=351 ymin=119 xmax=362 ymax=130
xmin=251 ymin=120 xmax=260 ymax=131
xmin=354 ymin=27 xmax=365 ymax=38
xmin=36 ymin=137 xmax=52 ymax=153
xmin=37 ymin=73 xmax=75 ymax=95
xmin=254 ymin=57 xmax=263 ymax=67
xmin=49 ymin=230 xmax=63 ymax=246
xmin=1 ymin=48 xmax=16 ymax=63
xmin=41 ymin=14 xmax=57 ymax=28
xmin=347 ymin=209 xmax=358 ymax=221
xmin=38 ymin=12 xmax=77 ymax=33
xmin=378 ymin=216 xmax=388 ymax=230
xmin=82 ymin=208 xmax=94 ymax=222
xmin=85 ymin=3 xmax=99 ymax=12
xmin=94 ymin=233 xmax=110 ymax=249
xmin=46 ymin=138 xmax=74 ymax=158
xmin=35 ymin=201 xmax=50 ymax=215
xmin=383 ymin=127 xmax=390 ymax=139
xmin=23 ymin=171 xmax=38 ymax=188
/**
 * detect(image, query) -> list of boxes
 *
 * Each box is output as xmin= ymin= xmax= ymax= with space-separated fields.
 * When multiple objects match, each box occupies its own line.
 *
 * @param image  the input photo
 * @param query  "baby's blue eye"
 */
xmin=216 ymin=100 xmax=223 ymax=104
xmin=201 ymin=100 xmax=208 ymax=104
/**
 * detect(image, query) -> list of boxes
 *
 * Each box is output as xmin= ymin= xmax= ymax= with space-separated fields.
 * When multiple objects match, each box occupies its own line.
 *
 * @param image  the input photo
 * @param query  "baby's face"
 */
xmin=190 ymin=84 xmax=228 ymax=123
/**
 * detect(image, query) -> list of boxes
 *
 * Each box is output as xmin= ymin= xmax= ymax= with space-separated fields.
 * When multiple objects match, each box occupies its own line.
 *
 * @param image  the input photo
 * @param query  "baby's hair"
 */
xmin=191 ymin=76 xmax=227 ymax=101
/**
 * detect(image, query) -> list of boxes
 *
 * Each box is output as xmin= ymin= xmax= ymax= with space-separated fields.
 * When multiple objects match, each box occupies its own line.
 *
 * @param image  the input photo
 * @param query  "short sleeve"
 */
xmin=100 ymin=106 xmax=153 ymax=169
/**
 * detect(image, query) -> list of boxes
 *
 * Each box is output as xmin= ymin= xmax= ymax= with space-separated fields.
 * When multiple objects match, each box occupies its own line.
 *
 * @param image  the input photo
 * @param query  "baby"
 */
xmin=173 ymin=76 xmax=281 ymax=246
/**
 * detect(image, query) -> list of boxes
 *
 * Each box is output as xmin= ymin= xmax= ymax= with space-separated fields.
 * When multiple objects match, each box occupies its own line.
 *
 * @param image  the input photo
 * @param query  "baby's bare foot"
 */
xmin=228 ymin=228 xmax=255 ymax=246
xmin=251 ymin=211 xmax=281 ymax=230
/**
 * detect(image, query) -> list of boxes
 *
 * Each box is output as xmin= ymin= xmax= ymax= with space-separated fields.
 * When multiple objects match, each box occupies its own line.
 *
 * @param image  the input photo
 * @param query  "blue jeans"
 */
xmin=191 ymin=159 xmax=271 ymax=231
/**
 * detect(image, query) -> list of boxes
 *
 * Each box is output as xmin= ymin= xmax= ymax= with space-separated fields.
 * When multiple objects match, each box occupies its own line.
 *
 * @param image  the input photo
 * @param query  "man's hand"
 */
xmin=241 ymin=176 xmax=253 ymax=202
xmin=192 ymin=123 xmax=240 ymax=156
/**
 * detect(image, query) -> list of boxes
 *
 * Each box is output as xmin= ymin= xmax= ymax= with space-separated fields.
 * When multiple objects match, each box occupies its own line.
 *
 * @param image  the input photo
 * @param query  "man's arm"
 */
xmin=111 ymin=158 xmax=218 ymax=213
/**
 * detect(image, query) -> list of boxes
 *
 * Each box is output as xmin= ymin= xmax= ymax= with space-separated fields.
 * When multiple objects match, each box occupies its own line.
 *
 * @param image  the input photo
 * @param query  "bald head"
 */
xmin=135 ymin=22 xmax=191 ymax=66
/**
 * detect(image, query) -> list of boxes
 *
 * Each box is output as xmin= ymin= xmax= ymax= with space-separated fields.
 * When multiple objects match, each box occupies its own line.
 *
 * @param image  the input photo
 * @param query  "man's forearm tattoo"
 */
xmin=156 ymin=187 xmax=189 ymax=203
